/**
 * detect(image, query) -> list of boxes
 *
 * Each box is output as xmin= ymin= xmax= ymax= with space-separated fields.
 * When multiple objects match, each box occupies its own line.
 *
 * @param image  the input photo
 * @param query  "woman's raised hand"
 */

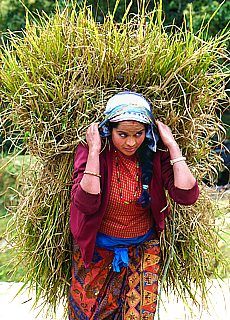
xmin=155 ymin=120 xmax=177 ymax=149
xmin=81 ymin=123 xmax=101 ymax=194
xmin=86 ymin=123 xmax=101 ymax=153
xmin=156 ymin=120 xmax=196 ymax=189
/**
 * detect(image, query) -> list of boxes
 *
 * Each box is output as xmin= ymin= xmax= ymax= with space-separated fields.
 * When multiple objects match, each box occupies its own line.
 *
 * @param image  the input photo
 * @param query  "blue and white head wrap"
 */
xmin=99 ymin=91 xmax=159 ymax=152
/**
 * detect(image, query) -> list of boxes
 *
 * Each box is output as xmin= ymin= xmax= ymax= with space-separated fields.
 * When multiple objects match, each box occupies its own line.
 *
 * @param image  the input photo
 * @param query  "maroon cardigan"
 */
xmin=70 ymin=143 xmax=199 ymax=267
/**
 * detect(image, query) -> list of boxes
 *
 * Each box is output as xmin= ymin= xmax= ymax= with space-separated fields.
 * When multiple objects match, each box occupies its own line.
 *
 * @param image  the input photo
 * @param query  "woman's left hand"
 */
xmin=156 ymin=120 xmax=196 ymax=189
xmin=155 ymin=120 xmax=177 ymax=148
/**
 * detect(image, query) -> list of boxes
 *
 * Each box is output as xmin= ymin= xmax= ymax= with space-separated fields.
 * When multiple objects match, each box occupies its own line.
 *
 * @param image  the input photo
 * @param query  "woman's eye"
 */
xmin=136 ymin=132 xmax=143 ymax=137
xmin=119 ymin=133 xmax=127 ymax=138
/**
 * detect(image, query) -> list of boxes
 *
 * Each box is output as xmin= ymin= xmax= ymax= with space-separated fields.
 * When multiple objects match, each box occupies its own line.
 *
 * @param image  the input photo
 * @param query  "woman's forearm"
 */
xmin=168 ymin=143 xmax=196 ymax=189
xmin=80 ymin=150 xmax=101 ymax=194
xmin=156 ymin=120 xmax=196 ymax=190
xmin=80 ymin=123 xmax=102 ymax=194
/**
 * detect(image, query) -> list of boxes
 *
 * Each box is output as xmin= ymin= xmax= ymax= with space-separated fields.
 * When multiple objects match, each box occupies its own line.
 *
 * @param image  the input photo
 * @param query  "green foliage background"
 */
xmin=0 ymin=156 xmax=30 ymax=281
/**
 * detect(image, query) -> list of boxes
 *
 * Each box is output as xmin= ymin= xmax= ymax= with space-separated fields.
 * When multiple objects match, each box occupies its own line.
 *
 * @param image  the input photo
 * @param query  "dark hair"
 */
xmin=137 ymin=139 xmax=154 ymax=208
xmin=108 ymin=121 xmax=154 ymax=208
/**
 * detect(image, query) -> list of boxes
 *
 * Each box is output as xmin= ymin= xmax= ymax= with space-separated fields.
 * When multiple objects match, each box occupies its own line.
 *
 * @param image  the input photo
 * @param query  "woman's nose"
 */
xmin=126 ymin=136 xmax=136 ymax=146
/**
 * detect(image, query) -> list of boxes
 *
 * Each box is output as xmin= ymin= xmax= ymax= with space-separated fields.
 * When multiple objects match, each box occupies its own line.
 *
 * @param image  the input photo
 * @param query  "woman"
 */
xmin=69 ymin=92 xmax=199 ymax=319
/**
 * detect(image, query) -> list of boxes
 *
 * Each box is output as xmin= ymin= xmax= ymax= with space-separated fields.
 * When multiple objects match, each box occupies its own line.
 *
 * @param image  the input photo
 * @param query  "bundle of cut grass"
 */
xmin=0 ymin=1 xmax=229 ymax=316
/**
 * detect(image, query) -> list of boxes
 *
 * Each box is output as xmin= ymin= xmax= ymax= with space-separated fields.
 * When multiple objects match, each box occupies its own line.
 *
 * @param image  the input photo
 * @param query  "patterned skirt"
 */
xmin=68 ymin=237 xmax=161 ymax=320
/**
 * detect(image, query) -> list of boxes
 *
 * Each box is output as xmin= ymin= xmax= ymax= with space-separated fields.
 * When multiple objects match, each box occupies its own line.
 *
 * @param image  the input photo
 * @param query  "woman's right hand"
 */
xmin=80 ymin=123 xmax=101 ymax=195
xmin=86 ymin=123 xmax=101 ymax=153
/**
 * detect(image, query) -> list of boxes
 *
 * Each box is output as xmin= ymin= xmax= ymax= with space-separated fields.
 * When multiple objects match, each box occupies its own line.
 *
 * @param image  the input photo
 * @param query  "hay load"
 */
xmin=0 ymin=1 xmax=229 ymax=316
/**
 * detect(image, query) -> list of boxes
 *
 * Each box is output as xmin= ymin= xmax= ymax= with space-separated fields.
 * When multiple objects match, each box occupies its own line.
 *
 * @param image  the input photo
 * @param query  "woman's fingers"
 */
xmin=86 ymin=123 xmax=101 ymax=152
xmin=155 ymin=120 xmax=177 ymax=148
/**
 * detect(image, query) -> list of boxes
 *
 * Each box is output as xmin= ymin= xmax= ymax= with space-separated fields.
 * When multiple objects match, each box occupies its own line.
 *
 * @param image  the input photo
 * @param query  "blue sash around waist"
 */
xmin=96 ymin=228 xmax=154 ymax=272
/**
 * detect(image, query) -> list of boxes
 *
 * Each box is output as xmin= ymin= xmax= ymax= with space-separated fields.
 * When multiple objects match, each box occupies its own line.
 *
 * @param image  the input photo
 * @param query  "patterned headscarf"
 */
xmin=99 ymin=92 xmax=159 ymax=152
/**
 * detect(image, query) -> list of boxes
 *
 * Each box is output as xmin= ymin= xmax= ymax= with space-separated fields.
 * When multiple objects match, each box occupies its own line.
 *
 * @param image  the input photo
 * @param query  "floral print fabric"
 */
xmin=68 ymin=237 xmax=161 ymax=320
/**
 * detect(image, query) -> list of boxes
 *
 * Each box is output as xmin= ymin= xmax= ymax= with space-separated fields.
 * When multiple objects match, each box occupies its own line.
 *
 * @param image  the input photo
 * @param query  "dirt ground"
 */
xmin=0 ymin=279 xmax=229 ymax=320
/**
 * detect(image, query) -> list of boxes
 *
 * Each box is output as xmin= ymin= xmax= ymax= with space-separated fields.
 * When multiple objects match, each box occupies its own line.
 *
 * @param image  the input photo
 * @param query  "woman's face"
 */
xmin=111 ymin=121 xmax=146 ymax=156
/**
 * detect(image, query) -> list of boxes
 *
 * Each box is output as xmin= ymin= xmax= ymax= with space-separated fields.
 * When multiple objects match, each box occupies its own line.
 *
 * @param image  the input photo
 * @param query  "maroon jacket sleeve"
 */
xmin=71 ymin=144 xmax=102 ymax=215
xmin=161 ymin=150 xmax=199 ymax=205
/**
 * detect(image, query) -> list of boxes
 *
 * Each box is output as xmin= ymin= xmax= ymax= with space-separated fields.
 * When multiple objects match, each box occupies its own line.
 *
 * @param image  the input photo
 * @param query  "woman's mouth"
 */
xmin=124 ymin=147 xmax=136 ymax=152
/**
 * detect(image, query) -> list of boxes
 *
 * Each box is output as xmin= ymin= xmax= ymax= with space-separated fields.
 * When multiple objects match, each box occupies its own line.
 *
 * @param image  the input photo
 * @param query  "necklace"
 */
xmin=114 ymin=151 xmax=141 ymax=205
